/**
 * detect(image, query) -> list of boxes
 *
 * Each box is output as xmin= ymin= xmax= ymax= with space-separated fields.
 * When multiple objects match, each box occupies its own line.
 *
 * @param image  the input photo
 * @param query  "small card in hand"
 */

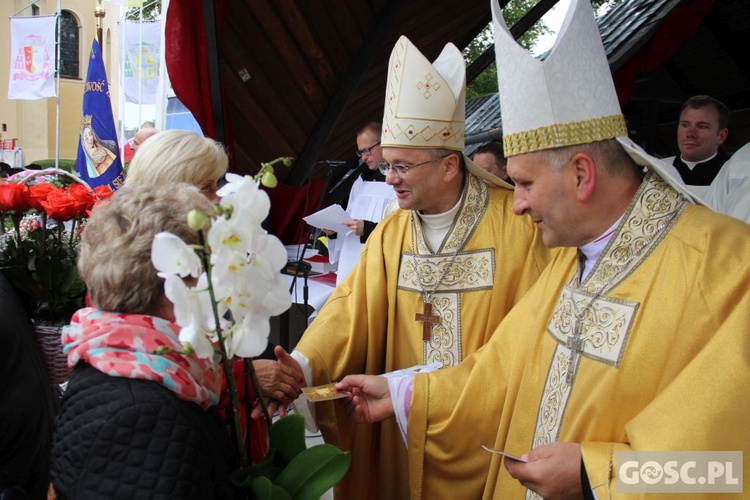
xmin=302 ymin=383 xmax=348 ymax=402
xmin=481 ymin=445 xmax=528 ymax=462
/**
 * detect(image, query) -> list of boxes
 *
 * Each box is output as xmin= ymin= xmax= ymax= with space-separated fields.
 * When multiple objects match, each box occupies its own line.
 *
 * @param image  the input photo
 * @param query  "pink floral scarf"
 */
xmin=63 ymin=307 xmax=221 ymax=409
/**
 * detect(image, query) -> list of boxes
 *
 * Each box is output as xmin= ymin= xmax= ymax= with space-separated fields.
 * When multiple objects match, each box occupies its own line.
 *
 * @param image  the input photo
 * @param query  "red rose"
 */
xmin=69 ymin=183 xmax=96 ymax=214
xmin=40 ymin=189 xmax=79 ymax=221
xmin=88 ymin=185 xmax=115 ymax=215
xmin=27 ymin=182 xmax=56 ymax=211
xmin=93 ymin=185 xmax=114 ymax=200
xmin=0 ymin=183 xmax=31 ymax=212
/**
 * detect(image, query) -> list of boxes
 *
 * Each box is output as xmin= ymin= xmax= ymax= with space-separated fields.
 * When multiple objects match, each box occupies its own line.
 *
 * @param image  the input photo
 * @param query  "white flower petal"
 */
xmin=228 ymin=313 xmax=270 ymax=358
xmin=151 ymin=232 xmax=201 ymax=278
xmin=179 ymin=321 xmax=215 ymax=359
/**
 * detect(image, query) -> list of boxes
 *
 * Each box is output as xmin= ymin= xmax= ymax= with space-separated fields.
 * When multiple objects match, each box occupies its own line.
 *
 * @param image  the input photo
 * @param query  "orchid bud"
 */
xmin=282 ymin=157 xmax=294 ymax=167
xmin=187 ymin=209 xmax=209 ymax=232
xmin=261 ymin=172 xmax=278 ymax=188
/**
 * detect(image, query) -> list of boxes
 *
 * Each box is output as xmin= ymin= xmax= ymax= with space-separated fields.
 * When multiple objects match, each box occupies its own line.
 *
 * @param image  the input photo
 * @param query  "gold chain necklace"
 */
xmin=409 ymin=209 xmax=472 ymax=342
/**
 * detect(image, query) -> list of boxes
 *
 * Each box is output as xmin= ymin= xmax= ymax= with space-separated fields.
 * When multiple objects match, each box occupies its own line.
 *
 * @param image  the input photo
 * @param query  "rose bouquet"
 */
xmin=0 ymin=168 xmax=113 ymax=322
xmin=151 ymin=161 xmax=351 ymax=499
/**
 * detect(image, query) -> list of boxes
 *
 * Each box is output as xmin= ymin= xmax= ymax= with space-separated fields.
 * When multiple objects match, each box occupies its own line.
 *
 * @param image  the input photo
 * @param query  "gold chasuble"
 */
xmin=295 ymin=173 xmax=551 ymax=499
xmin=408 ymin=173 xmax=750 ymax=499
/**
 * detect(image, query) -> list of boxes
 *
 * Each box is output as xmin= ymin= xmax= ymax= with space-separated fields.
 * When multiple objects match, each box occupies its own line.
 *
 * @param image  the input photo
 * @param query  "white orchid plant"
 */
xmin=152 ymin=172 xmax=290 ymax=361
xmin=150 ymin=160 xmax=350 ymax=499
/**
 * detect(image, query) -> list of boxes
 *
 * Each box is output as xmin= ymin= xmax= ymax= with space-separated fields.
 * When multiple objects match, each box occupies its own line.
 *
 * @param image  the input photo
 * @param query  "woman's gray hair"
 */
xmin=78 ymin=183 xmax=212 ymax=316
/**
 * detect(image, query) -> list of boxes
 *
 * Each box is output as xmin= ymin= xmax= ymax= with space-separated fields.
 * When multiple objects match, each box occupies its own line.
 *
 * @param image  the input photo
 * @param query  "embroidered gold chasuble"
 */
xmin=408 ymin=173 xmax=750 ymax=499
xmin=295 ymin=173 xmax=551 ymax=500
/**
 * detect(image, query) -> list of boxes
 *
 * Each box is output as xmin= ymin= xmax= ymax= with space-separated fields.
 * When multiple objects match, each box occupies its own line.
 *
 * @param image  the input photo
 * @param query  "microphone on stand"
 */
xmin=317 ymin=160 xmax=348 ymax=167
xmin=329 ymin=158 xmax=365 ymax=194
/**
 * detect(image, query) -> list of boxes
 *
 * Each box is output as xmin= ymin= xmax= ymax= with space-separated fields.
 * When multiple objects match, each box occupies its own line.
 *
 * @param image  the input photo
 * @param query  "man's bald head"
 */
xmin=131 ymin=128 xmax=160 ymax=155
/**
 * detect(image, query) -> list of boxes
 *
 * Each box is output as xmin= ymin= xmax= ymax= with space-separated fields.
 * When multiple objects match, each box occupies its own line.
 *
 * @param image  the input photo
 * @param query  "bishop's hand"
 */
xmin=504 ymin=442 xmax=583 ymax=499
xmin=336 ymin=375 xmax=394 ymax=423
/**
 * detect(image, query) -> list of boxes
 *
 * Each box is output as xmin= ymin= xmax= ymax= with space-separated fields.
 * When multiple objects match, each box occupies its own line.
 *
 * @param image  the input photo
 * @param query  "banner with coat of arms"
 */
xmin=7 ymin=15 xmax=57 ymax=100
xmin=121 ymin=21 xmax=162 ymax=104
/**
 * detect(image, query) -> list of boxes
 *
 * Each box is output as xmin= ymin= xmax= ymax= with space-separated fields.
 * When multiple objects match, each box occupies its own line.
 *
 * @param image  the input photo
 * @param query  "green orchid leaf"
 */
xmin=274 ymin=445 xmax=351 ymax=500
xmin=251 ymin=476 xmax=293 ymax=500
xmin=268 ymin=414 xmax=307 ymax=466
xmin=229 ymin=459 xmax=282 ymax=488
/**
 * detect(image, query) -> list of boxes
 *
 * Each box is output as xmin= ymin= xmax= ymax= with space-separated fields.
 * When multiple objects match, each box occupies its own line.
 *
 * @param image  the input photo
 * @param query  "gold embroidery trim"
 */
xmin=582 ymin=172 xmax=687 ymax=293
xmin=548 ymin=287 xmax=639 ymax=367
xmin=398 ymin=250 xmax=495 ymax=293
xmin=423 ymin=293 xmax=462 ymax=367
xmin=503 ymin=114 xmax=628 ymax=157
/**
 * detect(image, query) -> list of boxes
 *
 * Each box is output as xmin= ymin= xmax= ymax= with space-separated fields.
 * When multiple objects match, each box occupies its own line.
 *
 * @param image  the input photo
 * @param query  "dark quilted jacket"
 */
xmin=51 ymin=363 xmax=242 ymax=499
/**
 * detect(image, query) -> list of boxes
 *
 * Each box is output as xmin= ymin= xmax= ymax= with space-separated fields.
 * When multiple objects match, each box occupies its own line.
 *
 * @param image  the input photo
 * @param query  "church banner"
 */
xmin=76 ymin=39 xmax=125 ymax=191
xmin=121 ymin=21 xmax=162 ymax=104
xmin=7 ymin=15 xmax=57 ymax=100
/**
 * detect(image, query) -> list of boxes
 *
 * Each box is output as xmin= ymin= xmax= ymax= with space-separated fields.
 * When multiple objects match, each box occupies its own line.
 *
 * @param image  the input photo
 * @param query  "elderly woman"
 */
xmin=51 ymin=184 xmax=239 ymax=498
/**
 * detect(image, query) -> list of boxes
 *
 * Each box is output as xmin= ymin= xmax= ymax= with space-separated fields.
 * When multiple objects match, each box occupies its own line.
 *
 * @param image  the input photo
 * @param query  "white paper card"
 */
xmin=303 ymin=204 xmax=350 ymax=234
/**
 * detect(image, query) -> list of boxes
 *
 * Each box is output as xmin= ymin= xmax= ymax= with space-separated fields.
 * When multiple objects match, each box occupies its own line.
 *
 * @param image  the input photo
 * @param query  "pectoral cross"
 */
xmin=565 ymin=334 xmax=584 ymax=385
xmin=416 ymin=301 xmax=440 ymax=341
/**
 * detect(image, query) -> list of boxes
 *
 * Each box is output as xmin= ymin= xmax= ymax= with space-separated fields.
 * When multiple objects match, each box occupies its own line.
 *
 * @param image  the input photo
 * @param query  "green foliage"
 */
xmin=124 ymin=1 xmax=161 ymax=21
xmin=229 ymin=414 xmax=351 ymax=500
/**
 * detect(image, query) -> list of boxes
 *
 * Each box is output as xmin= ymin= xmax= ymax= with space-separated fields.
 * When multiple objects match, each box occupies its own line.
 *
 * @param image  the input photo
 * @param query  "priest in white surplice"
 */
xmin=326 ymin=122 xmax=396 ymax=285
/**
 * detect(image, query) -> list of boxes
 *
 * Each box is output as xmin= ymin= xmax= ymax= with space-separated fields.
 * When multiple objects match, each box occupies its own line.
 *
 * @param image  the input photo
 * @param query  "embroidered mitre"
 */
xmin=382 ymin=36 xmax=465 ymax=151
xmin=381 ymin=36 xmax=513 ymax=189
xmin=491 ymin=0 xmax=700 ymax=202
xmin=493 ymin=0 xmax=625 ymax=157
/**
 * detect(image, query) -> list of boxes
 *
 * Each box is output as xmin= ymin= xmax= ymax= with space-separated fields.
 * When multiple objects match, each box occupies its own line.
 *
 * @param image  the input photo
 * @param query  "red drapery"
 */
xmin=164 ymin=0 xmax=229 ymax=140
xmin=264 ymin=179 xmax=326 ymax=245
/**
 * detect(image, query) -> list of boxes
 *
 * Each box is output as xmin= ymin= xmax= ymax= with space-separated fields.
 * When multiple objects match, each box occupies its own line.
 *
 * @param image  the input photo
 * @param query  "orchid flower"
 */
xmin=152 ymin=232 xmax=201 ymax=278
xmin=160 ymin=273 xmax=214 ymax=358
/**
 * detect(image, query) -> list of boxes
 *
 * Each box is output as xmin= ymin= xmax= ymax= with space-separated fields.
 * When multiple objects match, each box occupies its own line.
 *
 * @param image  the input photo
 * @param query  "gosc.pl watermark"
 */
xmin=616 ymin=451 xmax=742 ymax=493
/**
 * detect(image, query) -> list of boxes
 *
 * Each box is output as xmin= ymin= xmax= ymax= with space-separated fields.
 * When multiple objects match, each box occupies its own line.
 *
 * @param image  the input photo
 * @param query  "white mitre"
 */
xmin=382 ymin=35 xmax=513 ymax=189
xmin=492 ymin=0 xmax=701 ymax=203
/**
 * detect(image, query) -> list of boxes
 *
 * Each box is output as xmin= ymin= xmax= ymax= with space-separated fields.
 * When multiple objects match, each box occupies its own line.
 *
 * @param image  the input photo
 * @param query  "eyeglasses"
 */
xmin=377 ymin=153 xmax=451 ymax=177
xmin=356 ymin=142 xmax=380 ymax=157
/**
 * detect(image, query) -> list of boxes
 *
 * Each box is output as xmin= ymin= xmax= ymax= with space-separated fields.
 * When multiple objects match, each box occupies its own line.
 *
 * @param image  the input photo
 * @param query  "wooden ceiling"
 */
xmin=217 ymin=0 xmax=492 ymax=185
xmin=195 ymin=0 xmax=748 ymax=187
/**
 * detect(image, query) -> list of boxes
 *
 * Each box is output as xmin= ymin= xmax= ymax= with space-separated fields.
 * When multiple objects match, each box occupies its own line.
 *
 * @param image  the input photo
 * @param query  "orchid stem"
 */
xmin=197 ymin=230 xmax=249 ymax=469
xmin=245 ymin=356 xmax=273 ymax=428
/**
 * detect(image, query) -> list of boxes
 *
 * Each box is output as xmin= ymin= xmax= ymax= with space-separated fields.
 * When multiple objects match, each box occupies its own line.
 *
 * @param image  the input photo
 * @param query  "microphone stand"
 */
xmin=282 ymin=161 xmax=342 ymax=350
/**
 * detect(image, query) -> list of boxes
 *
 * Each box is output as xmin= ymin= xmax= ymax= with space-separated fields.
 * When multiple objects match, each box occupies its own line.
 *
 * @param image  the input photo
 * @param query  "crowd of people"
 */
xmin=2 ymin=0 xmax=749 ymax=498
